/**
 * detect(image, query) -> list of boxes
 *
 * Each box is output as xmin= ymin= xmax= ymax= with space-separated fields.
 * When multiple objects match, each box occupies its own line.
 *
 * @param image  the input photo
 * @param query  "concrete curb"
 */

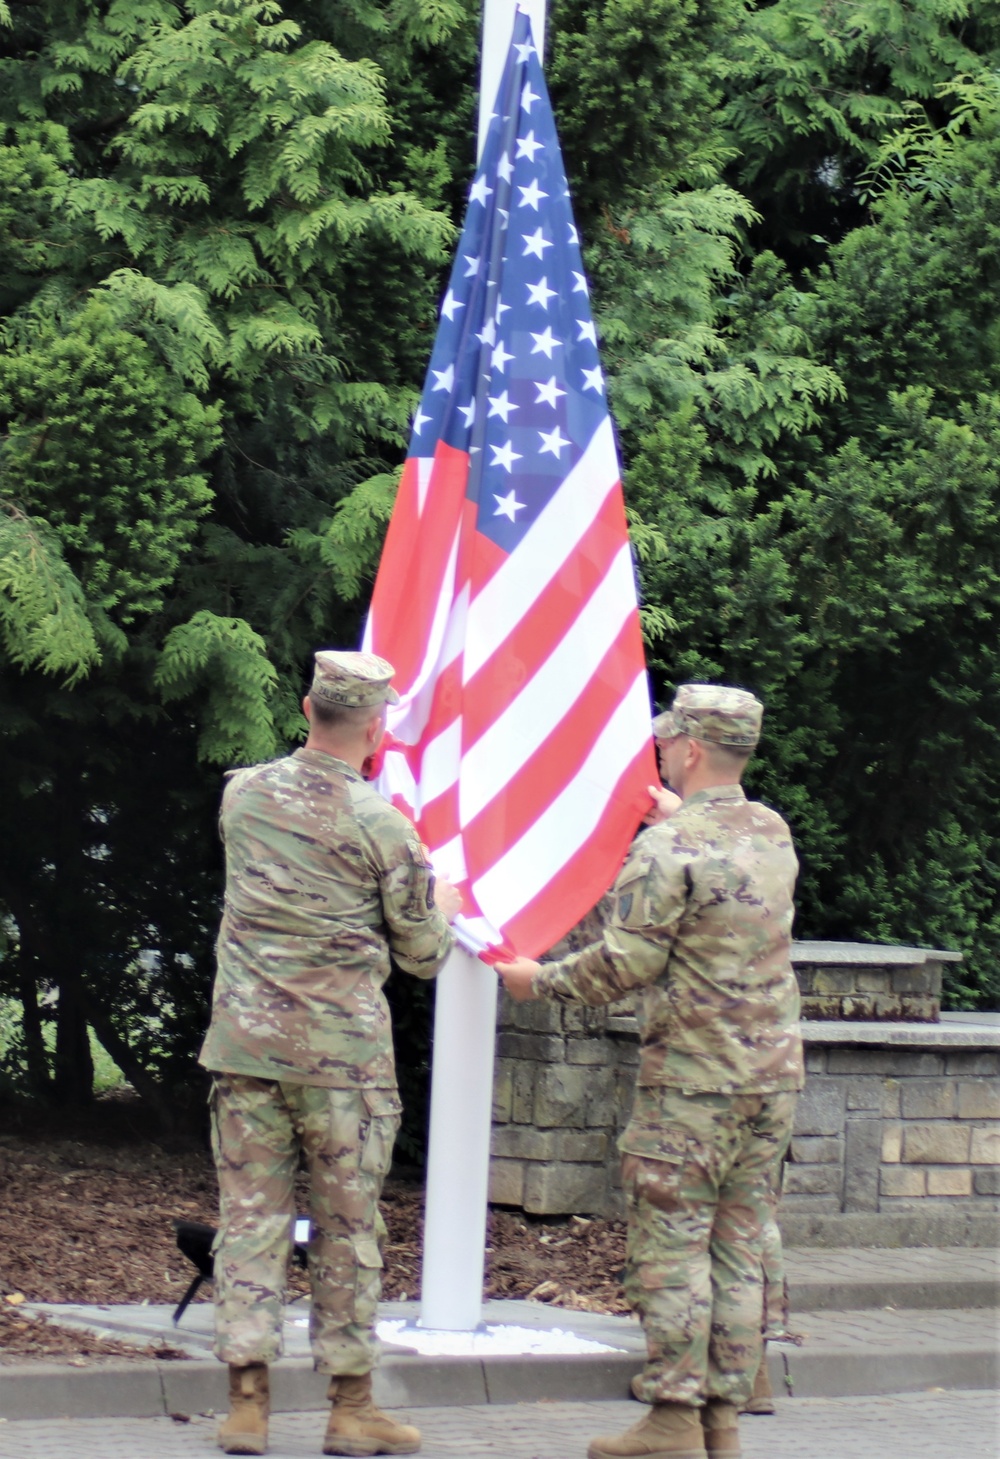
xmin=2 ymin=1339 xmax=997 ymax=1422
xmin=788 ymin=1273 xmax=999 ymax=1311
xmin=779 ymin=1210 xmax=1000 ymax=1248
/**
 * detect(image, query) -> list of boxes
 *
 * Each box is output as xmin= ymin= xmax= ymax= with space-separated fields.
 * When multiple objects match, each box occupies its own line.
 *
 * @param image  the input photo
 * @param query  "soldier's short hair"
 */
xmin=308 ymin=695 xmax=385 ymax=732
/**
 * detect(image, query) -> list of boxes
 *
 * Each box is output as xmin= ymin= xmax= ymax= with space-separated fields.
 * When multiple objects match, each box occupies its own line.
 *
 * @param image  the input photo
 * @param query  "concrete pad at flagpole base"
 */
xmin=419 ymin=945 xmax=500 ymax=1330
xmin=4 ymin=1283 xmax=998 ymax=1419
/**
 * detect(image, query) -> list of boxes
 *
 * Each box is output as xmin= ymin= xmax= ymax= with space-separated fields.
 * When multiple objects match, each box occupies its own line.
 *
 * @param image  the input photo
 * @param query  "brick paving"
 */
xmin=788 ymin=1306 xmax=994 ymax=1350
xmin=0 ymin=1391 xmax=995 ymax=1459
xmin=783 ymin=1244 xmax=998 ymax=1287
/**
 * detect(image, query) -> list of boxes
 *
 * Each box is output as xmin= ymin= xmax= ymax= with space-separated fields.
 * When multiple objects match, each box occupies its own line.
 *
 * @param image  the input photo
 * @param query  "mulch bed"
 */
xmin=0 ymin=1095 xmax=627 ymax=1363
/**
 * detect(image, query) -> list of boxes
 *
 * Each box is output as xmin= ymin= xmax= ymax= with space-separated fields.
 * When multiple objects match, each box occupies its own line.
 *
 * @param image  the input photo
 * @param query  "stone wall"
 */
xmin=490 ymin=997 xmax=636 ymax=1214
xmin=488 ymin=945 xmax=1000 ymax=1244
xmin=793 ymin=941 xmax=961 ymax=1022
xmin=789 ymin=1032 xmax=1000 ymax=1214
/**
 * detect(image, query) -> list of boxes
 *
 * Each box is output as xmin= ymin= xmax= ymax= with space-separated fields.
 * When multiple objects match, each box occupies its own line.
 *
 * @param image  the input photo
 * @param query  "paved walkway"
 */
xmin=0 ymin=1391 xmax=995 ymax=1458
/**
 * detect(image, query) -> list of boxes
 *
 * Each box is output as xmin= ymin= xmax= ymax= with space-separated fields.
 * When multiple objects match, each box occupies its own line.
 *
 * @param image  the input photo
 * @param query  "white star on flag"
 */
xmin=530 ymin=326 xmax=560 ymax=359
xmin=463 ymin=254 xmax=480 ymax=277
xmin=487 ymin=389 xmax=518 ymax=422
xmin=518 ymin=178 xmax=548 ymax=210
xmin=535 ymin=375 xmax=566 ymax=407
xmin=522 ymin=227 xmax=552 ymax=259
xmin=526 ymin=277 xmax=557 ymax=309
xmin=491 ymin=339 xmax=515 ymax=371
xmin=431 ymin=363 xmax=454 ymax=393
xmin=490 ymin=440 xmax=522 ymax=472
xmin=441 ymin=288 xmax=464 ymax=320
xmin=493 ymin=488 xmax=525 ymax=520
xmin=577 ymin=319 xmax=597 ymax=345
xmin=521 ymin=82 xmax=540 ymax=113
xmin=477 ymin=317 xmax=497 ymax=346
xmin=411 ymin=408 xmax=430 ymax=433
xmin=516 ymin=131 xmax=543 ymax=161
xmin=568 ymin=224 xmax=579 ymax=243
xmin=581 ymin=366 xmax=605 ymax=394
xmin=572 ymin=271 xmax=589 ymax=295
xmin=470 ymin=175 xmax=493 ymax=206
xmin=514 ymin=40 xmax=535 ymax=61
xmin=538 ymin=425 xmax=570 ymax=457
xmin=497 ymin=152 xmax=513 ymax=183
xmin=459 ymin=400 xmax=476 ymax=428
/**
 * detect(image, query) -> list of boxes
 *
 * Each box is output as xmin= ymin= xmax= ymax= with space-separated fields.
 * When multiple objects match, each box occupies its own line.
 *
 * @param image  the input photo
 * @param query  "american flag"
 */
xmin=364 ymin=10 xmax=656 ymax=959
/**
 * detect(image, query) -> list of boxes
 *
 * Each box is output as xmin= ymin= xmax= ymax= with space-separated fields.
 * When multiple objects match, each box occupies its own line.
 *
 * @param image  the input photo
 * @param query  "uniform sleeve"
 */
xmin=378 ymin=825 xmax=455 ymax=980
xmin=533 ymin=830 xmax=691 ymax=1005
xmin=218 ymin=768 xmax=247 ymax=844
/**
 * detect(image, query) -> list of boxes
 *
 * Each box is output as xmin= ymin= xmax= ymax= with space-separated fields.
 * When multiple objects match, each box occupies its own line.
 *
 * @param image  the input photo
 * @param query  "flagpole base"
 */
xmin=419 ymin=946 xmax=499 ymax=1332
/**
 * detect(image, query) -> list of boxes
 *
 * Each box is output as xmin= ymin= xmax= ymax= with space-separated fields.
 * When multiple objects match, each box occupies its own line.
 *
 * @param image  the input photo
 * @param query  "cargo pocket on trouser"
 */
xmin=620 ymin=1147 xmax=713 ymax=1406
xmin=309 ymin=1231 xmax=385 ymax=1376
xmin=351 ymin=1234 xmax=385 ymax=1336
xmin=359 ymin=1088 xmax=402 ymax=1180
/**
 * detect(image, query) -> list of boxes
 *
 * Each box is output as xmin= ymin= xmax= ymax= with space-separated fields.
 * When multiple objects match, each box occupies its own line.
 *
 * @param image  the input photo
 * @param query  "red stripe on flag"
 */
xmin=461 ymin=490 xmax=629 ymax=748
xmin=419 ymin=784 xmax=461 ymax=856
xmin=461 ymin=515 xmax=508 ymax=597
xmin=460 ymin=615 xmax=649 ymax=881
xmin=495 ymin=741 xmax=657 ymax=959
xmin=369 ymin=443 xmax=469 ymax=694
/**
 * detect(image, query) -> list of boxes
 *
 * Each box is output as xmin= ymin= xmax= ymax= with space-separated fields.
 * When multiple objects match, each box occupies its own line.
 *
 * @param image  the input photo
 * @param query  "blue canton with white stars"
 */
xmin=408 ymin=11 xmax=608 ymax=553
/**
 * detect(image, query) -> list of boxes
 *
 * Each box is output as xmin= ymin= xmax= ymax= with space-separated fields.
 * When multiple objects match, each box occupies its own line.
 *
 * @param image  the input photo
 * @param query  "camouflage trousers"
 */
xmin=619 ymin=1085 xmax=796 ymax=1407
xmin=209 ymin=1073 xmax=401 ymax=1375
xmin=760 ymin=1206 xmax=788 ymax=1339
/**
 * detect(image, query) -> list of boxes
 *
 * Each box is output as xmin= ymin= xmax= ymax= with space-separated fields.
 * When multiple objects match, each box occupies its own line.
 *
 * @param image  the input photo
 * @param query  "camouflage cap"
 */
xmin=310 ymin=650 xmax=400 ymax=708
xmin=652 ymin=682 xmax=763 ymax=748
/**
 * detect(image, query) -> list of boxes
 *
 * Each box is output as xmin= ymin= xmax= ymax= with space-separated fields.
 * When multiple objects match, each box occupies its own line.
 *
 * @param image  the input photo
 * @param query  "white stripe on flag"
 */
xmin=389 ymin=581 xmax=469 ymax=755
xmin=459 ymin=543 xmax=637 ymax=823
xmin=429 ymin=833 xmax=468 ymax=884
xmin=463 ymin=416 xmax=619 ymax=682
xmin=471 ymin=671 xmax=651 ymax=929
xmin=416 ymin=456 xmax=434 ymax=515
xmin=380 ymin=748 xmax=419 ymax=816
xmin=419 ymin=716 xmax=464 ymax=808
xmin=387 ymin=526 xmax=462 ymax=720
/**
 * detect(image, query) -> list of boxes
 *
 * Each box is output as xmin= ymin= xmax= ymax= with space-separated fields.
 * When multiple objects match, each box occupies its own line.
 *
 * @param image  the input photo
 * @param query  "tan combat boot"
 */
xmin=217 ymin=1361 xmax=269 ymax=1456
xmin=739 ymin=1342 xmax=775 ymax=1415
xmin=701 ymin=1400 xmax=742 ymax=1458
xmin=323 ymin=1373 xmax=421 ymax=1456
xmin=587 ymin=1402 xmax=707 ymax=1459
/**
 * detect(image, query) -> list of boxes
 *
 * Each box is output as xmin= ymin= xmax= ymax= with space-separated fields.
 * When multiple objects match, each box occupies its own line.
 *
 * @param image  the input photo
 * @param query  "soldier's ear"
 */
xmin=302 ymin=695 xmax=312 ymax=722
xmin=367 ymin=707 xmax=386 ymax=746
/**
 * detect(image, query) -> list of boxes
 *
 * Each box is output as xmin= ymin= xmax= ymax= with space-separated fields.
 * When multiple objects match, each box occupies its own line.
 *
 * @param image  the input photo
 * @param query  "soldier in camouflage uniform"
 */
xmin=199 ymin=650 xmax=460 ymax=1457
xmin=498 ymin=684 xmax=803 ymax=1459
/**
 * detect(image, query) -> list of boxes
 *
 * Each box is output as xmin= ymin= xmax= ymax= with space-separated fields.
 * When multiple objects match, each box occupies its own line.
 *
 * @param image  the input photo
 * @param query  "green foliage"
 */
xmin=0 ymin=0 xmax=463 ymax=1113
xmin=155 ymin=610 xmax=279 ymax=764
xmin=0 ymin=298 xmax=220 ymax=620
xmin=0 ymin=506 xmax=100 ymax=680
xmin=722 ymin=0 xmax=999 ymax=259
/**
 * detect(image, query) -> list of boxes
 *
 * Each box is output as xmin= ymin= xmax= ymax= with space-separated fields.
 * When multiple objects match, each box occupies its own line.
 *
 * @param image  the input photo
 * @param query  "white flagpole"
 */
xmin=417 ymin=0 xmax=547 ymax=1333
xmin=478 ymin=0 xmax=548 ymax=160
xmin=418 ymin=945 xmax=499 ymax=1330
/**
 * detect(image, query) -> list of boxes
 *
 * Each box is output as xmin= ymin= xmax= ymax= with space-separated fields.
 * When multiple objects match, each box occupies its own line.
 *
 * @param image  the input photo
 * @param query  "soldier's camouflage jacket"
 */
xmin=534 ymin=785 xmax=804 ymax=1094
xmin=199 ymin=749 xmax=454 ymax=1088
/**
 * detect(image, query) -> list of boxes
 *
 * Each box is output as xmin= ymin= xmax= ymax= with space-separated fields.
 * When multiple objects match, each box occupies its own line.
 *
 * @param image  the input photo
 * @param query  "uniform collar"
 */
xmin=680 ymin=784 xmax=747 ymax=809
xmin=292 ymin=747 xmax=362 ymax=781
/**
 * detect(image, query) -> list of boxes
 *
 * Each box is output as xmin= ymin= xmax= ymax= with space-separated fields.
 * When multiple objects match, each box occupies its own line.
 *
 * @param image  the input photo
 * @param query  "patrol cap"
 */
xmin=652 ymin=683 xmax=762 ymax=749
xmin=310 ymin=650 xmax=400 ymax=708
